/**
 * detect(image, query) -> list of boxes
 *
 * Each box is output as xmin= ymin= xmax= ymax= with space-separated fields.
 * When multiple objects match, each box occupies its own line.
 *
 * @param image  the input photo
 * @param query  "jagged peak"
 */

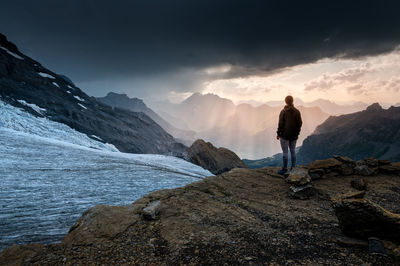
xmin=366 ymin=102 xmax=382 ymax=111
xmin=0 ymin=33 xmax=19 ymax=53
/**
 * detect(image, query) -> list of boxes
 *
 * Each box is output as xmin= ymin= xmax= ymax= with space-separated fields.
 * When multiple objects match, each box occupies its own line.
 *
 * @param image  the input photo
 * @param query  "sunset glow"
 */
xmin=201 ymin=48 xmax=400 ymax=105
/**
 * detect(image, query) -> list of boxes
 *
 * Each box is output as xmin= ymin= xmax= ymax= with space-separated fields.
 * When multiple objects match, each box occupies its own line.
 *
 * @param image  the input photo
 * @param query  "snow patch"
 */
xmin=66 ymin=91 xmax=71 ymax=94
xmin=73 ymin=95 xmax=85 ymax=102
xmin=0 ymin=99 xmax=117 ymax=152
xmin=52 ymin=82 xmax=60 ymax=88
xmin=37 ymin=72 xmax=55 ymax=79
xmin=90 ymin=135 xmax=103 ymax=141
xmin=67 ymin=85 xmax=74 ymax=90
xmin=0 ymin=46 xmax=24 ymax=60
xmin=77 ymin=103 xmax=87 ymax=110
xmin=17 ymin=100 xmax=46 ymax=115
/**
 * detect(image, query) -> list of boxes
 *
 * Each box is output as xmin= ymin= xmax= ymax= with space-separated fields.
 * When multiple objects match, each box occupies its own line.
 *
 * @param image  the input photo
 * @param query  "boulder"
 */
xmin=368 ymin=237 xmax=387 ymax=256
xmin=354 ymin=165 xmax=374 ymax=176
xmin=307 ymin=158 xmax=342 ymax=170
xmin=351 ymin=178 xmax=368 ymax=191
xmin=187 ymin=139 xmax=247 ymax=175
xmin=288 ymin=184 xmax=315 ymax=200
xmin=142 ymin=200 xmax=161 ymax=220
xmin=286 ymin=167 xmax=311 ymax=186
xmin=334 ymin=198 xmax=400 ymax=242
xmin=308 ymin=168 xmax=324 ymax=180
xmin=338 ymin=163 xmax=355 ymax=175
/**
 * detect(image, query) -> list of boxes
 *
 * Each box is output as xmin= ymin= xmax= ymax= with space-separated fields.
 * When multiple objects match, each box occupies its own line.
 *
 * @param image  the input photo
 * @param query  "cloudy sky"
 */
xmin=1 ymin=0 xmax=400 ymax=104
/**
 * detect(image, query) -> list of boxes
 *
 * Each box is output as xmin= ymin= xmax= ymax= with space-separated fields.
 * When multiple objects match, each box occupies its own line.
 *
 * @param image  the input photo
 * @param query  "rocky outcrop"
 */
xmin=0 ymin=33 xmax=187 ymax=156
xmin=334 ymin=197 xmax=400 ymax=242
xmin=306 ymin=155 xmax=400 ymax=179
xmin=1 ymin=161 xmax=400 ymax=265
xmin=63 ymin=205 xmax=139 ymax=245
xmin=187 ymin=139 xmax=247 ymax=174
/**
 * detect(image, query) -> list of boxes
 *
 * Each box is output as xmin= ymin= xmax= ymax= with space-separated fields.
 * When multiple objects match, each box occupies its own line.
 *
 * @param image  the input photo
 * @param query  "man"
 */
xmin=276 ymin=95 xmax=302 ymax=175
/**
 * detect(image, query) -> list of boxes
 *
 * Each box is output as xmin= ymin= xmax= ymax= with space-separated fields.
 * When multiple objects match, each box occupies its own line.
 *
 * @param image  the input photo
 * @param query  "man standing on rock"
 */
xmin=276 ymin=95 xmax=302 ymax=175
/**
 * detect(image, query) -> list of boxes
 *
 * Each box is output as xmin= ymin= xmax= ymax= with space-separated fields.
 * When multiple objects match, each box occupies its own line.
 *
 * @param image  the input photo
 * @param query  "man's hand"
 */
xmin=276 ymin=135 xmax=280 ymax=140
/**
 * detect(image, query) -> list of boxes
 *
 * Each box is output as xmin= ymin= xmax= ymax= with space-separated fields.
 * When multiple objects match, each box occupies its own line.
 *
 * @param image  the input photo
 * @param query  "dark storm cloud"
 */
xmin=1 ymin=0 xmax=400 ymax=97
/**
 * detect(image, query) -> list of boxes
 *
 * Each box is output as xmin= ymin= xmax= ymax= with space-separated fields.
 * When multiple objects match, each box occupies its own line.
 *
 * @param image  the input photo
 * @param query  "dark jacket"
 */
xmin=277 ymin=105 xmax=302 ymax=140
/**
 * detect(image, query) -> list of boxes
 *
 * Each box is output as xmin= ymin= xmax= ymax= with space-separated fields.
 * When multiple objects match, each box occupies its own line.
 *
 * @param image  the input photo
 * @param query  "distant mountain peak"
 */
xmin=106 ymin=92 xmax=129 ymax=98
xmin=366 ymin=102 xmax=382 ymax=111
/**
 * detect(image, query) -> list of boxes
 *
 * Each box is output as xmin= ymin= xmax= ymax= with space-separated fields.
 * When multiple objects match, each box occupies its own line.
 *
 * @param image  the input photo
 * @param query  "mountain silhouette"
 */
xmin=298 ymin=103 xmax=400 ymax=162
xmin=97 ymin=92 xmax=196 ymax=144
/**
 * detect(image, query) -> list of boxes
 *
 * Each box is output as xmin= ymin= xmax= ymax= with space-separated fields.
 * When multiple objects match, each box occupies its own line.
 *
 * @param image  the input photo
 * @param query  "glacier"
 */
xmin=0 ymin=100 xmax=212 ymax=250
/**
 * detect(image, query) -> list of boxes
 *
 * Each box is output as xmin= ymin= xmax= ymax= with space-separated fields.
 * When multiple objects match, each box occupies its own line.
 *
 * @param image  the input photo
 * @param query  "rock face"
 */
xmin=0 ymin=33 xmax=187 ymax=156
xmin=2 ymin=162 xmax=400 ymax=265
xmin=187 ymin=139 xmax=247 ymax=174
xmin=298 ymin=103 xmax=400 ymax=163
xmin=334 ymin=198 xmax=400 ymax=242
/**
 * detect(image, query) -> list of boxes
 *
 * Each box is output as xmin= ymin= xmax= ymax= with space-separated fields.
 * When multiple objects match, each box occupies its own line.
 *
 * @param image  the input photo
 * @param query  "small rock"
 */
xmin=338 ymin=163 xmax=355 ymax=175
xmin=362 ymin=158 xmax=380 ymax=167
xmin=335 ymin=236 xmax=368 ymax=248
xmin=333 ymin=155 xmax=355 ymax=165
xmin=351 ymin=178 xmax=368 ymax=191
xmin=354 ymin=165 xmax=374 ymax=176
xmin=286 ymin=168 xmax=311 ymax=186
xmin=369 ymin=237 xmax=387 ymax=256
xmin=309 ymin=169 xmax=324 ymax=180
xmin=288 ymin=184 xmax=315 ymax=200
xmin=142 ymin=200 xmax=161 ymax=220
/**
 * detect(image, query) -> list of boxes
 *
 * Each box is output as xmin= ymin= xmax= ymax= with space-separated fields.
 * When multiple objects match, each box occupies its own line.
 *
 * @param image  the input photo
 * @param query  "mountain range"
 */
xmin=0 ymin=33 xmax=186 ymax=156
xmin=97 ymin=92 xmax=195 ymax=145
xmin=264 ymin=98 xmax=368 ymax=115
xmin=152 ymin=93 xmax=330 ymax=159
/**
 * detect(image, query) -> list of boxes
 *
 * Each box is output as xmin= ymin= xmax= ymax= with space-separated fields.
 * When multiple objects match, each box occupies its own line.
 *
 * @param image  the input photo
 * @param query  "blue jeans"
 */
xmin=280 ymin=138 xmax=297 ymax=169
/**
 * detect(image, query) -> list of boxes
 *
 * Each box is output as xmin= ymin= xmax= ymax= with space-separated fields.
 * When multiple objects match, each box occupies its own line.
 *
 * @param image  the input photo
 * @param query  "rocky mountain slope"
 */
xmin=154 ymin=93 xmax=329 ymax=159
xmin=0 ymin=33 xmax=186 ymax=156
xmin=1 ymin=157 xmax=399 ymax=265
xmin=97 ymin=92 xmax=196 ymax=145
xmin=298 ymin=103 xmax=400 ymax=163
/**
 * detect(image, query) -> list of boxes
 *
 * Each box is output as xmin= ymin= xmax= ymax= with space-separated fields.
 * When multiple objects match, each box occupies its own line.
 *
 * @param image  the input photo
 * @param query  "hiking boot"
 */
xmin=278 ymin=168 xmax=287 ymax=175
